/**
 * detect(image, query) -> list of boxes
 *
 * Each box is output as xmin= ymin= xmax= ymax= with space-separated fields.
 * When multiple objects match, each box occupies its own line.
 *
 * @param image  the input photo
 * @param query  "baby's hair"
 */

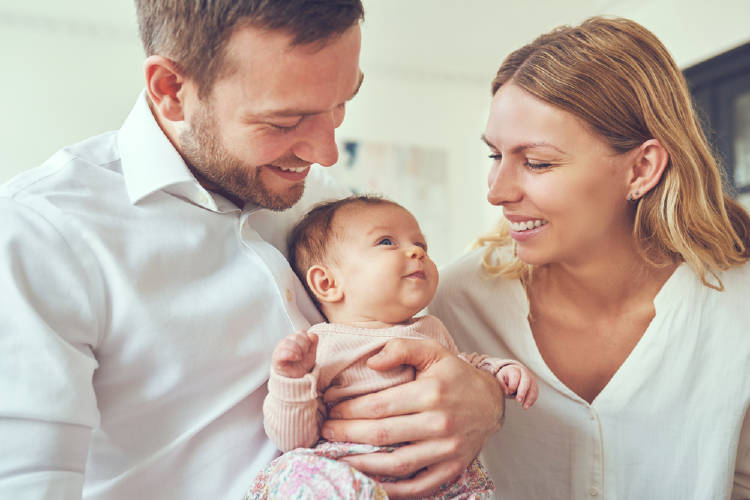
xmin=288 ymin=194 xmax=401 ymax=301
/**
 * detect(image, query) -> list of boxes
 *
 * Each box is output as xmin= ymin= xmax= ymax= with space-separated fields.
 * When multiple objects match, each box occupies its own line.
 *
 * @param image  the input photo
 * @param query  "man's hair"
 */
xmin=288 ymin=195 xmax=400 ymax=298
xmin=134 ymin=0 xmax=364 ymax=97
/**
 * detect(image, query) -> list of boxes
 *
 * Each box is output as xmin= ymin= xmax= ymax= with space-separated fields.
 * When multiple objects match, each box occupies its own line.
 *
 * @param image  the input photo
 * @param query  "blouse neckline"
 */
xmin=511 ymin=263 xmax=691 ymax=407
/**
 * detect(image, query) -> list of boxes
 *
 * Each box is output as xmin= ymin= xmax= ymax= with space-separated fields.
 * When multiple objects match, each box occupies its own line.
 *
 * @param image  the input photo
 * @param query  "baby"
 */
xmin=248 ymin=195 xmax=537 ymax=500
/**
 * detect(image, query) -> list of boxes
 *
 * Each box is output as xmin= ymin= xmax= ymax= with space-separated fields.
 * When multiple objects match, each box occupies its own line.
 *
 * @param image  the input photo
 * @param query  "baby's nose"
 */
xmin=407 ymin=246 xmax=426 ymax=259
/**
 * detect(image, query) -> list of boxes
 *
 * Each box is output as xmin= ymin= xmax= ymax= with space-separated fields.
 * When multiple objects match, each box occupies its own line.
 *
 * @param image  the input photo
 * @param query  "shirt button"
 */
xmin=589 ymin=487 xmax=600 ymax=496
xmin=285 ymin=289 xmax=293 ymax=302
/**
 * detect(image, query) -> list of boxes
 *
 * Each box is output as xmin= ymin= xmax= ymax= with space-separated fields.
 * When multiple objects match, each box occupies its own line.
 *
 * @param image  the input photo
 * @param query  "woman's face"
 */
xmin=483 ymin=83 xmax=635 ymax=267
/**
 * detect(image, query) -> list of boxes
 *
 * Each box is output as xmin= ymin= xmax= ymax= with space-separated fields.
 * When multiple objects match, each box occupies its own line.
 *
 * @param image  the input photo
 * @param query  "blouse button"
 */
xmin=589 ymin=486 xmax=600 ymax=496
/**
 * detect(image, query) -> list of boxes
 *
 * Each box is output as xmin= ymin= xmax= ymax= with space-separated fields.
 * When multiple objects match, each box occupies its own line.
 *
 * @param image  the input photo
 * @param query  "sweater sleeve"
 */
xmin=417 ymin=315 xmax=460 ymax=354
xmin=262 ymin=367 xmax=326 ymax=452
xmin=422 ymin=315 xmax=525 ymax=394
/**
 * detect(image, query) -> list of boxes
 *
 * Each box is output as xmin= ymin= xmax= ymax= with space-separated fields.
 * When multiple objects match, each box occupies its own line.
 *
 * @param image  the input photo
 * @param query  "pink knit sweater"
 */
xmin=263 ymin=315 xmax=517 ymax=452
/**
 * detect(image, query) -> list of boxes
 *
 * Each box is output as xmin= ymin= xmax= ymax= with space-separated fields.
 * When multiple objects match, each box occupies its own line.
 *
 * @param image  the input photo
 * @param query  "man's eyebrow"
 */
xmin=254 ymin=71 xmax=365 ymax=119
xmin=480 ymin=134 xmax=567 ymax=155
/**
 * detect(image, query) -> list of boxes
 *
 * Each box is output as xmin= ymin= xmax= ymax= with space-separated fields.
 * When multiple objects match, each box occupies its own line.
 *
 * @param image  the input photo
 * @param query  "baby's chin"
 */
xmin=383 ymin=305 xmax=431 ymax=325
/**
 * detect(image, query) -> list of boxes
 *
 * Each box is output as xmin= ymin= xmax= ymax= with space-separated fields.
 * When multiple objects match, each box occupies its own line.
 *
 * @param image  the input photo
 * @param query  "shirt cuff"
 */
xmin=267 ymin=367 xmax=319 ymax=402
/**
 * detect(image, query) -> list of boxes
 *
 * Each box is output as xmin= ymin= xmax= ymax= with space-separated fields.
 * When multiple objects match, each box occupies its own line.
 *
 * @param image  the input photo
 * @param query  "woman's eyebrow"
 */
xmin=480 ymin=135 xmax=567 ymax=154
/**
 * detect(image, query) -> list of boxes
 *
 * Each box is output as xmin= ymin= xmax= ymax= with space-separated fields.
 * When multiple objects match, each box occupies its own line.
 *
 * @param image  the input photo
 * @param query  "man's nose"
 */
xmin=291 ymin=110 xmax=340 ymax=167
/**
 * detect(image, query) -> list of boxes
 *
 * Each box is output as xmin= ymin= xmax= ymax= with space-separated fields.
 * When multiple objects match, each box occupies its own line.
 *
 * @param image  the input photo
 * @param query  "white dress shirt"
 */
xmin=0 ymin=92 xmax=348 ymax=500
xmin=430 ymin=247 xmax=750 ymax=500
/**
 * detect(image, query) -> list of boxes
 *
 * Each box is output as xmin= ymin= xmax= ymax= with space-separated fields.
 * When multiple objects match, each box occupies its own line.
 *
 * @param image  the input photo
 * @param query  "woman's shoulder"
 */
xmin=720 ymin=260 xmax=750 ymax=291
xmin=712 ymin=261 xmax=750 ymax=311
xmin=439 ymin=247 xmax=486 ymax=284
xmin=433 ymin=246 xmax=524 ymax=315
xmin=439 ymin=245 xmax=517 ymax=291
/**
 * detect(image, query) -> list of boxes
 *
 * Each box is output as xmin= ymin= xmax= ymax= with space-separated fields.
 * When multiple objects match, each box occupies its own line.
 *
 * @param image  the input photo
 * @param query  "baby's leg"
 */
xmin=246 ymin=441 xmax=388 ymax=500
xmin=415 ymin=456 xmax=495 ymax=500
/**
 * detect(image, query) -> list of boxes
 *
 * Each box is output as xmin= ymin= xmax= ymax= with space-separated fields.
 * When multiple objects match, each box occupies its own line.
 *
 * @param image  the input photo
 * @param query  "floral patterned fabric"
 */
xmin=245 ymin=440 xmax=494 ymax=500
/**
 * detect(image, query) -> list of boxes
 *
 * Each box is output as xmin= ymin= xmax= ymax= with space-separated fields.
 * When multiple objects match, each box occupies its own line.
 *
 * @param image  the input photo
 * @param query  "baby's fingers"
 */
xmin=272 ymin=338 xmax=304 ymax=363
xmin=502 ymin=368 xmax=521 ymax=396
xmin=305 ymin=332 xmax=319 ymax=354
xmin=516 ymin=373 xmax=539 ymax=409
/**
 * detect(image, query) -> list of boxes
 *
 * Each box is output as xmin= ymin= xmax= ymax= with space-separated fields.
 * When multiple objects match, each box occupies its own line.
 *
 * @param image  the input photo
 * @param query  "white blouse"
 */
xmin=430 ymin=248 xmax=750 ymax=500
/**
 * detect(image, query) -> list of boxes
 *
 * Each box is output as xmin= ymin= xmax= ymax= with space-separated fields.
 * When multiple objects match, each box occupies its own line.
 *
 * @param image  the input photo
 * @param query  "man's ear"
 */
xmin=306 ymin=265 xmax=344 ymax=304
xmin=144 ymin=55 xmax=187 ymax=122
xmin=626 ymin=138 xmax=669 ymax=201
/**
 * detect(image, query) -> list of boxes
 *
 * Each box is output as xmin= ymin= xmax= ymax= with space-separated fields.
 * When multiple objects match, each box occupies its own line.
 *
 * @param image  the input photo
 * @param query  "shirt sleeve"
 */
xmin=734 ymin=408 xmax=750 ymax=499
xmin=263 ymin=366 xmax=326 ymax=452
xmin=0 ymin=198 xmax=101 ymax=499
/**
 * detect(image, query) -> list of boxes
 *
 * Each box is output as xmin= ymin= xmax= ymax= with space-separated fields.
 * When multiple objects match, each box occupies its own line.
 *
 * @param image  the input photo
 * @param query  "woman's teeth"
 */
xmin=510 ymin=219 xmax=546 ymax=232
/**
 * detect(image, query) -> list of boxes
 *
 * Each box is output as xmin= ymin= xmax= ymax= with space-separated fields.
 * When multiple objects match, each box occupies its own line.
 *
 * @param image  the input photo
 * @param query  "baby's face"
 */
xmin=330 ymin=203 xmax=439 ymax=324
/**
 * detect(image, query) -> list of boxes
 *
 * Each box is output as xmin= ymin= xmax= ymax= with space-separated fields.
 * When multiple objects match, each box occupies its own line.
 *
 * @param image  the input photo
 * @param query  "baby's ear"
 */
xmin=306 ymin=265 xmax=344 ymax=303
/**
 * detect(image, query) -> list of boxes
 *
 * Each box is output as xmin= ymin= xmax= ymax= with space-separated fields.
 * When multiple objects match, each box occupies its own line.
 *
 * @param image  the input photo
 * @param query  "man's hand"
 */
xmin=320 ymin=338 xmax=505 ymax=499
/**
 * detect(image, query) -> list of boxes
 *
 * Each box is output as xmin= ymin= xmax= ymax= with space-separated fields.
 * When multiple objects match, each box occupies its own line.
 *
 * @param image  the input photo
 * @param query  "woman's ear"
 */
xmin=144 ymin=55 xmax=187 ymax=122
xmin=626 ymin=138 xmax=669 ymax=201
xmin=306 ymin=265 xmax=344 ymax=304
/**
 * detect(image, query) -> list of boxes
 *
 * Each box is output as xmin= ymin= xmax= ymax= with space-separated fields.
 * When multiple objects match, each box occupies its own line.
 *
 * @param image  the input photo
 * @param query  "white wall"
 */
xmin=2 ymin=1 xmax=749 ymax=266
xmin=0 ymin=4 xmax=143 ymax=175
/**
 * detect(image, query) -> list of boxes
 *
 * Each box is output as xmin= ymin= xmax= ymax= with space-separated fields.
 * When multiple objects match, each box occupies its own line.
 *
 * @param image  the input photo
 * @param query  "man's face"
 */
xmin=178 ymin=24 xmax=362 ymax=210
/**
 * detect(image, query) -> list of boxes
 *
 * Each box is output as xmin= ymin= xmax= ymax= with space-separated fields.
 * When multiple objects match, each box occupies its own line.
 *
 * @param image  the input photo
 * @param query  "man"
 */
xmin=0 ymin=2 xmax=505 ymax=499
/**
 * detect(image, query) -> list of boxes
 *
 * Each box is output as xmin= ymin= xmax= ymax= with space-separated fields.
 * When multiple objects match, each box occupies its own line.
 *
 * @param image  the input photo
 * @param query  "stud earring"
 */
xmin=628 ymin=190 xmax=641 ymax=202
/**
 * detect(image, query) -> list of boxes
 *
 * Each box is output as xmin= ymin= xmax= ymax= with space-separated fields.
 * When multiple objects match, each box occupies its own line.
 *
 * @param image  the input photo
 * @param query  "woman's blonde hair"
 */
xmin=479 ymin=16 xmax=750 ymax=289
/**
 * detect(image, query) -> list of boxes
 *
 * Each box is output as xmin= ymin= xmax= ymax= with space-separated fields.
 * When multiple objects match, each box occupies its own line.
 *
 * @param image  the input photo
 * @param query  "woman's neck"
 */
xmin=532 ymin=245 xmax=677 ymax=316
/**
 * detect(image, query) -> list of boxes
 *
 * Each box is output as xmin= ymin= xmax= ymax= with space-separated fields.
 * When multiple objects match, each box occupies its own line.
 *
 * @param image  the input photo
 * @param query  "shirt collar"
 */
xmin=118 ymin=91 xmax=238 ymax=214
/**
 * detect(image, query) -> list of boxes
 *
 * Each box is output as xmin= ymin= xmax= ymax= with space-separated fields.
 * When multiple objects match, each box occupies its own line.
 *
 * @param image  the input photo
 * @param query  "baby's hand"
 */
xmin=498 ymin=364 xmax=539 ymax=409
xmin=271 ymin=330 xmax=318 ymax=378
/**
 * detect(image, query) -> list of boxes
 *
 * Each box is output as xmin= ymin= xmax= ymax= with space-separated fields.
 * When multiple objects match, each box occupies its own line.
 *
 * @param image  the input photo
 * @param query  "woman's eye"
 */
xmin=377 ymin=238 xmax=394 ymax=246
xmin=526 ymin=160 xmax=552 ymax=170
xmin=488 ymin=153 xmax=502 ymax=161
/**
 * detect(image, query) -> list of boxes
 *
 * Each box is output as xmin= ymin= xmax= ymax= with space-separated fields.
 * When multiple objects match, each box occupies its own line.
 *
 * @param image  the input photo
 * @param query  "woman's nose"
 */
xmin=487 ymin=160 xmax=522 ymax=206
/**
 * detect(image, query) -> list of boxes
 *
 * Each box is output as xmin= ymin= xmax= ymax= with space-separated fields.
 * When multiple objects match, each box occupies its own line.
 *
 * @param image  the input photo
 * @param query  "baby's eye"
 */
xmin=377 ymin=238 xmax=394 ymax=246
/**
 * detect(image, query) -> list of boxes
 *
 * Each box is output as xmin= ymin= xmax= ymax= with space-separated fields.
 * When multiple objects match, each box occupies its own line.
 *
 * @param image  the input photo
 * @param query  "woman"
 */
xmin=430 ymin=17 xmax=750 ymax=499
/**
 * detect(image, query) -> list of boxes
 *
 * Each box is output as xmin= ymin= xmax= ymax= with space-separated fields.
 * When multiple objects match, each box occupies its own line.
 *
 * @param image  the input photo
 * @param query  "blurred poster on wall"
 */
xmin=330 ymin=139 xmax=451 ymax=263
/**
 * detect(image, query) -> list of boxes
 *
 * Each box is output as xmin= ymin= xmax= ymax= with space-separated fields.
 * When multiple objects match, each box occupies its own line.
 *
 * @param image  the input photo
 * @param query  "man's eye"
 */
xmin=377 ymin=238 xmax=394 ymax=246
xmin=269 ymin=119 xmax=303 ymax=132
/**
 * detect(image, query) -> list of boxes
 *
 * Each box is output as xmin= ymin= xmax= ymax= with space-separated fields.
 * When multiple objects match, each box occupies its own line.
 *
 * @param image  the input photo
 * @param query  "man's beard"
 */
xmin=178 ymin=104 xmax=305 ymax=211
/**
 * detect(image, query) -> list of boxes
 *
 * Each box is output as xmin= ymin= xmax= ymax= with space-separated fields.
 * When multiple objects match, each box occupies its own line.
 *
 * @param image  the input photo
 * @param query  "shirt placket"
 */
xmin=237 ymin=212 xmax=309 ymax=331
